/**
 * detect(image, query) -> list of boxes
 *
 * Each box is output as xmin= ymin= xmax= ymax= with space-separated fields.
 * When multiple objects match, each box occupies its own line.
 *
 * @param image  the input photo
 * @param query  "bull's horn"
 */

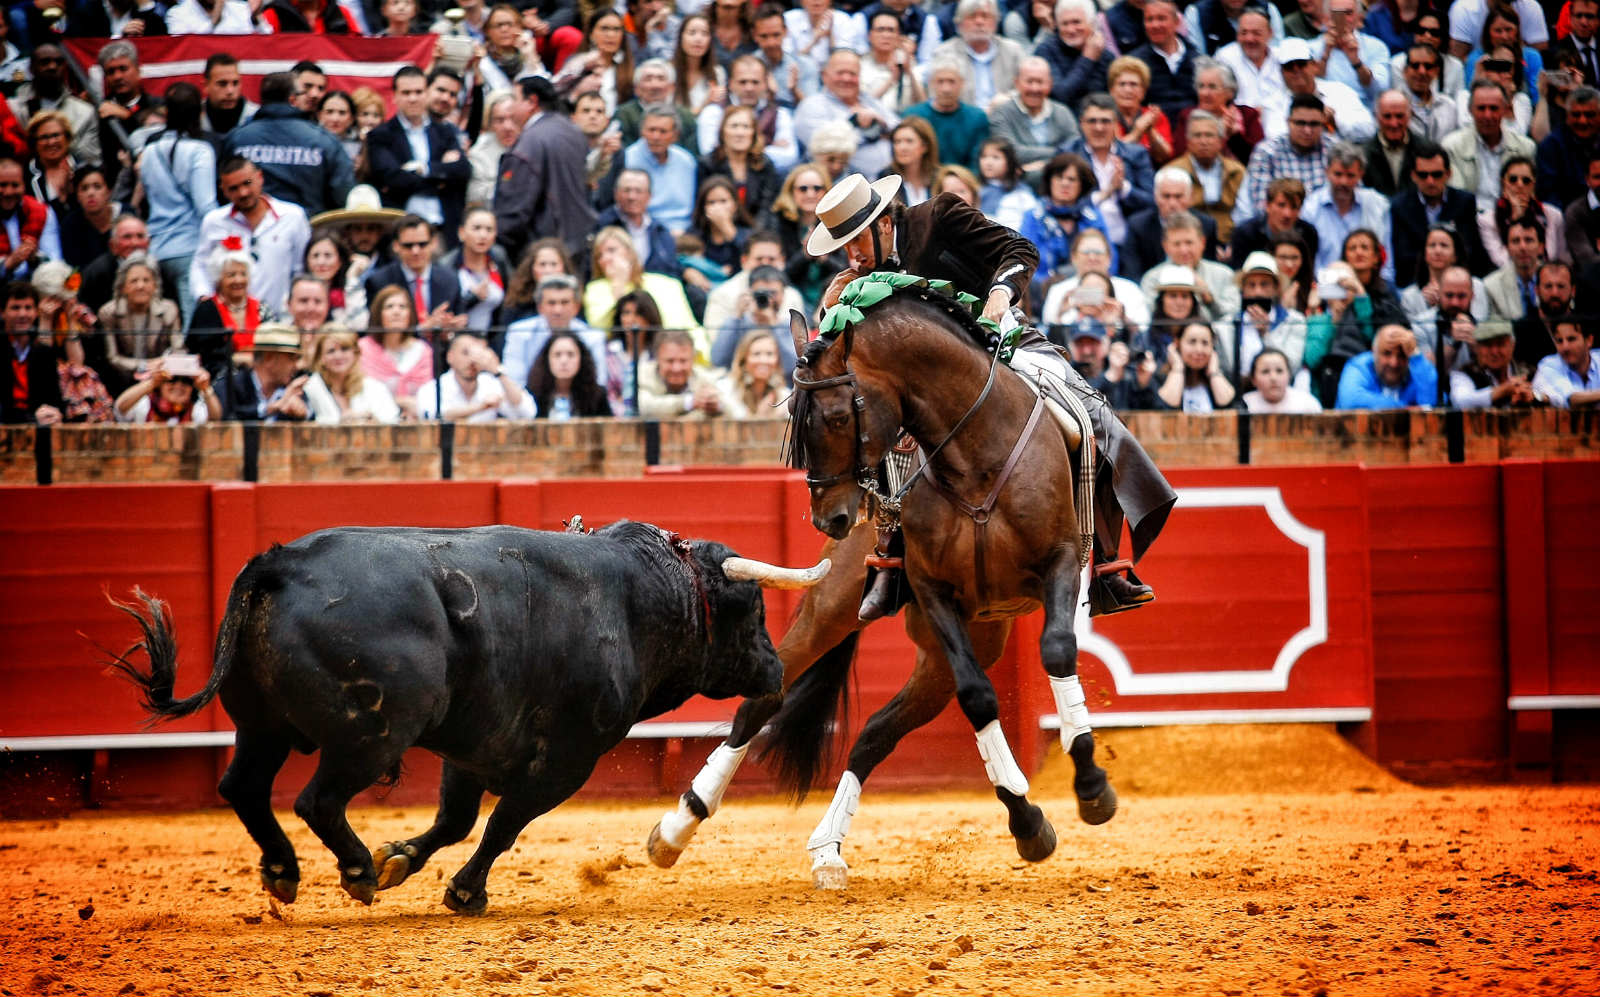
xmin=721 ymin=557 xmax=832 ymax=589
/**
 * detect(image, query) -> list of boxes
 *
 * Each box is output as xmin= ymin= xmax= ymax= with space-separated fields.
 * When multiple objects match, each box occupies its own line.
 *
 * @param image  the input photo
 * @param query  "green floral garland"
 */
xmin=817 ymin=272 xmax=1018 ymax=361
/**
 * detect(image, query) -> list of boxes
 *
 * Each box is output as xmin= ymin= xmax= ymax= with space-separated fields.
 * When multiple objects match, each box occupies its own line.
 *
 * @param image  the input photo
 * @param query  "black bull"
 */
xmin=111 ymin=521 xmax=827 ymax=914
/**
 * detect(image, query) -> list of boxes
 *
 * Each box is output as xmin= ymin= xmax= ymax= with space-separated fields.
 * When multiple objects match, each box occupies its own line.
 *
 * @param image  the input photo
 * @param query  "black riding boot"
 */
xmin=859 ymin=526 xmax=905 ymax=622
xmin=1087 ymin=541 xmax=1155 ymax=617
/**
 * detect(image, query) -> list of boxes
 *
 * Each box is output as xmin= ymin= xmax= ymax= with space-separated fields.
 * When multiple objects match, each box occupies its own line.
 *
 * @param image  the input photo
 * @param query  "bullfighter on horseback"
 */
xmin=806 ymin=173 xmax=1177 ymax=621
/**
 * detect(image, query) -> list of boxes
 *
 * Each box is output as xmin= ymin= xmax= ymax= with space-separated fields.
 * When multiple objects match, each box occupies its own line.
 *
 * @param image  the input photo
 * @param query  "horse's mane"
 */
xmin=784 ymin=282 xmax=995 ymax=471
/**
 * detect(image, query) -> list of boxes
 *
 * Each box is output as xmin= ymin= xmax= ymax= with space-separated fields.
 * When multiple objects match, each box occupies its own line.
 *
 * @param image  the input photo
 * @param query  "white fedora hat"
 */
xmin=806 ymin=173 xmax=903 ymax=257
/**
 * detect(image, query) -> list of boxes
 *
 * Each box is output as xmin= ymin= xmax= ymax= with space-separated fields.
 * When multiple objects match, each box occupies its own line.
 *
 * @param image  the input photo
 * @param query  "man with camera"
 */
xmin=711 ymin=264 xmax=798 ymax=375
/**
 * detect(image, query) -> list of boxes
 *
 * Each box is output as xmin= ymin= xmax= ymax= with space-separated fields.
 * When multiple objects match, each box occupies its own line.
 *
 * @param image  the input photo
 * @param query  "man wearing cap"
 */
xmin=219 ymin=324 xmax=312 ymax=422
xmin=1256 ymin=39 xmax=1374 ymax=145
xmin=1220 ymin=251 xmax=1308 ymax=385
xmin=1451 ymin=319 xmax=1537 ymax=407
xmin=808 ymin=172 xmax=1177 ymax=619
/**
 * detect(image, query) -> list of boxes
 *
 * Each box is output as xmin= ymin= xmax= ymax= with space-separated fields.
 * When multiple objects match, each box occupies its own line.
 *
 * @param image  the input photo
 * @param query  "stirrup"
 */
xmin=864 ymin=554 xmax=903 ymax=570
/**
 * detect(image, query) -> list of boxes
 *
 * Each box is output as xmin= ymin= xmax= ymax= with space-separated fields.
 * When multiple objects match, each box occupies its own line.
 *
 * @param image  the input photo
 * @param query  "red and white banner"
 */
xmin=64 ymin=34 xmax=439 ymax=111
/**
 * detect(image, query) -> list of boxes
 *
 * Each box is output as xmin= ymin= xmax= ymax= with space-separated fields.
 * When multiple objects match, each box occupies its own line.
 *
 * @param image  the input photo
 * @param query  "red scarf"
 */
xmin=215 ymin=296 xmax=261 ymax=353
xmin=0 ymin=196 xmax=48 ymax=261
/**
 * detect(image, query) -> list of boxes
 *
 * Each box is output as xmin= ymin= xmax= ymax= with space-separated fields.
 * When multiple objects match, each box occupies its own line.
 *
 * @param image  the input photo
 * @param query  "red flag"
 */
xmin=64 ymin=34 xmax=439 ymax=110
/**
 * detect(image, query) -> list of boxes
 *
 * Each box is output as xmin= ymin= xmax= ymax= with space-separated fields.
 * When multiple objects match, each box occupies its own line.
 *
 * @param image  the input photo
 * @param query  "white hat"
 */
xmin=806 ymin=173 xmax=903 ymax=257
xmin=1276 ymin=37 xmax=1314 ymax=64
xmin=309 ymin=184 xmax=407 ymax=229
xmin=1236 ymin=251 xmax=1284 ymax=290
xmin=1153 ymin=263 xmax=1197 ymax=292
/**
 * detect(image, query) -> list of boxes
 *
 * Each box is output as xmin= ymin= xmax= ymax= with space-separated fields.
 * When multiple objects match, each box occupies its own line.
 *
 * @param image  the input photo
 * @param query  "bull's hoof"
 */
xmin=372 ymin=841 xmax=419 ymax=890
xmin=811 ymin=851 xmax=849 ymax=891
xmin=442 ymin=882 xmax=488 ymax=915
xmin=259 ymin=864 xmax=298 ymax=904
xmin=1077 ymin=783 xmax=1118 ymax=826
xmin=646 ymin=822 xmax=683 ymax=869
xmin=1015 ymin=817 xmax=1058 ymax=862
xmin=340 ymin=867 xmax=378 ymax=906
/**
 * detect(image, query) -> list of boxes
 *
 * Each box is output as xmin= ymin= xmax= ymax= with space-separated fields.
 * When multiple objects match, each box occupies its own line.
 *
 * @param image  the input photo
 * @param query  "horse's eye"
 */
xmin=824 ymin=412 xmax=850 ymax=431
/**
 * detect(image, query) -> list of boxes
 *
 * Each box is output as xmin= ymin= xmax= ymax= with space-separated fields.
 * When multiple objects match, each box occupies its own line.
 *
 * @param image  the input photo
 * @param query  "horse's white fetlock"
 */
xmin=810 ymin=844 xmax=849 ymax=890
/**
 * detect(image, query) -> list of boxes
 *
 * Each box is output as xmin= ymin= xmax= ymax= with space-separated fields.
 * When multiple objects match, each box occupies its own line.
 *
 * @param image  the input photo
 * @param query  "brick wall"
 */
xmin=2 ymin=409 xmax=1595 ymax=484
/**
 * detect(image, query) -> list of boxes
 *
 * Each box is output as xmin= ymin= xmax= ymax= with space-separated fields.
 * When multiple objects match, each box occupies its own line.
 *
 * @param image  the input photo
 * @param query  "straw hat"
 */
xmin=1236 ymin=251 xmax=1285 ymax=291
xmin=806 ymin=173 xmax=903 ymax=257
xmin=309 ymin=184 xmax=406 ymax=229
xmin=251 ymin=323 xmax=303 ymax=354
xmin=1152 ymin=263 xmax=1197 ymax=292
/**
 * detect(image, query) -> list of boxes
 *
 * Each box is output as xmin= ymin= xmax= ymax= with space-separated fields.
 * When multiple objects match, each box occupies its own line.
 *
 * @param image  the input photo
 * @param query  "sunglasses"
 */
xmin=1409 ymin=60 xmax=1440 ymax=70
xmin=397 ymin=240 xmax=431 ymax=249
xmin=1505 ymin=174 xmax=1535 ymax=185
xmin=1413 ymin=169 xmax=1445 ymax=178
xmin=795 ymin=184 xmax=825 ymax=192
xmin=1482 ymin=59 xmax=1515 ymax=73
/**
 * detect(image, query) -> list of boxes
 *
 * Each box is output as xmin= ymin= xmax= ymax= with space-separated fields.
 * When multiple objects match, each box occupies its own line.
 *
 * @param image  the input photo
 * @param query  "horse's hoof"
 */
xmin=372 ymin=842 xmax=418 ymax=890
xmin=259 ymin=867 xmax=298 ymax=904
xmin=646 ymin=822 xmax=683 ymax=869
xmin=1015 ymin=817 xmax=1057 ymax=862
xmin=1077 ymin=784 xmax=1118 ymax=826
xmin=442 ymin=883 xmax=488 ymax=915
xmin=340 ymin=871 xmax=377 ymax=906
xmin=812 ymin=852 xmax=849 ymax=890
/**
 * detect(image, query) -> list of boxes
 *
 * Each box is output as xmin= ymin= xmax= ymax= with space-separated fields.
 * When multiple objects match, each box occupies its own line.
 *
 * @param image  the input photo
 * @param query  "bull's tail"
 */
xmin=105 ymin=574 xmax=254 ymax=723
xmin=758 ymin=631 xmax=860 ymax=803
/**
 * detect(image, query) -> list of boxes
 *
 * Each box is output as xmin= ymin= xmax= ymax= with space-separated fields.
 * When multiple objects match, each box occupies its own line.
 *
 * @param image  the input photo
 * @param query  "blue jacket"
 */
xmin=224 ymin=103 xmax=355 ymax=218
xmin=1335 ymin=350 xmax=1438 ymax=409
xmin=1032 ymin=34 xmax=1110 ymax=111
xmin=1057 ymin=137 xmax=1156 ymax=218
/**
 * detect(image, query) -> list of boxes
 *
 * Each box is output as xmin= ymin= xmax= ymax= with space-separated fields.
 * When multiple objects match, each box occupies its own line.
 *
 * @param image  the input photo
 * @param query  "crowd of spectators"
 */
xmin=3 ymin=0 xmax=1600 ymax=429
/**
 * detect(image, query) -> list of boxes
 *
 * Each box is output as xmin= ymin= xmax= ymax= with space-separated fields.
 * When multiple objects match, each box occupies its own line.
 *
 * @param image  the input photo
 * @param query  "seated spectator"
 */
xmin=1061 ymin=93 xmax=1154 ymax=250
xmin=1034 ymin=0 xmax=1111 ymax=113
xmin=552 ymin=9 xmax=634 ymax=119
xmin=1140 ymin=262 xmax=1203 ymax=364
xmin=1220 ymin=251 xmax=1309 ymax=387
xmin=442 ymin=207 xmax=511 ymax=332
xmin=1512 ymin=260 xmax=1577 ymax=367
xmin=99 ymin=253 xmax=181 ymax=391
xmin=363 ymin=215 xmax=469 ymax=335
xmin=286 ymin=276 xmax=334 ymax=357
xmin=570 ymin=93 xmax=622 ymax=196
xmin=1308 ymin=0 xmax=1391 ymax=106
xmin=304 ymin=231 xmax=371 ymax=331
xmin=11 ymin=46 xmax=99 ymax=169
xmin=1531 ymin=315 xmax=1600 ymax=407
xmin=1451 ymin=318 xmax=1538 ymax=408
xmin=1342 ymin=228 xmax=1403 ymax=308
xmin=976 ymin=137 xmax=1041 ymax=231
xmin=503 ymin=274 xmax=603 ymax=389
xmin=113 ymin=355 xmax=221 ymax=426
xmin=304 ymin=329 xmax=402 ymax=424
xmin=700 ymin=102 xmax=783 ymax=219
xmin=1272 ymin=233 xmax=1316 ymax=314
xmin=1300 ymin=142 xmax=1394 ymax=281
xmin=710 ymin=263 xmax=797 ymax=374
xmin=904 ymin=58 xmax=991 ymax=172
xmin=1533 ymin=47 xmax=1586 ymax=143
xmin=878 ymin=120 xmax=937 ymax=211
xmin=686 ymin=176 xmax=753 ymax=288
xmin=611 ymin=60 xmax=698 ymax=155
xmin=1139 ymin=212 xmax=1240 ymax=324
xmin=25 ymin=112 xmax=76 ymax=220
xmin=1242 ymin=346 xmax=1323 ymax=413
xmin=1002 ymin=0 xmax=1053 ymax=47
xmin=1044 ymin=270 xmax=1132 ymax=347
xmin=637 ymin=327 xmax=723 ymax=418
xmin=807 ymin=122 xmax=861 ymax=183
xmin=419 ymin=331 xmax=537 ymax=420
xmin=1173 ymin=57 xmax=1262 ymax=166
xmin=986 ymin=56 xmax=1079 ymax=184
xmin=528 ymin=330 xmax=612 ymax=419
xmin=1444 ymin=79 xmax=1537 ymax=210
xmin=374 ymin=0 xmax=424 ymax=35
xmin=1167 ymin=111 xmax=1244 ymax=251
xmin=1461 ymin=11 xmax=1540 ymax=117
xmin=190 ymin=251 xmax=275 ymax=375
xmin=1039 ymin=228 xmax=1151 ymax=335
xmin=1158 ymin=320 xmax=1236 ymax=411
xmin=674 ymin=13 xmax=727 ymax=117
xmin=194 ymin=157 xmax=313 ymax=315
xmin=1106 ymin=55 xmax=1172 ymax=166
xmin=316 ymin=91 xmax=361 ymax=165
xmin=58 ymin=164 xmax=120 ymax=270
xmin=1395 ymin=42 xmax=1460 ymax=145
xmin=781 ymin=0 xmax=861 ymax=78
xmin=1121 ymin=168 xmax=1219 ymax=281
xmin=1401 ymin=229 xmax=1491 ymax=326
xmin=1361 ymin=90 xmax=1430 ymax=198
xmin=467 ymin=91 xmax=519 ymax=209
xmin=1231 ymin=177 xmax=1321 ymax=272
xmin=1334 ymin=322 xmax=1438 ymax=408
xmin=0 ymin=282 xmax=63 ymax=425
xmin=761 ymin=164 xmax=845 ymax=311
xmin=1213 ymin=9 xmax=1282 ymax=116
xmin=1184 ymin=0 xmax=1284 ymax=56
xmin=931 ymin=0 xmax=1024 ymax=108
xmin=41 ymin=316 xmax=113 ymax=425
xmin=360 ymin=285 xmax=434 ymax=418
xmin=1565 ymin=157 xmax=1600 ymax=271
xmin=795 ymin=50 xmax=899 ymax=179
xmin=1390 ymin=146 xmax=1489 ymax=280
xmin=352 ymin=88 xmax=385 ymax=142
xmin=607 ymin=105 xmax=699 ymax=234
xmin=1019 ymin=152 xmax=1109 ymax=302
xmin=584 ymin=226 xmax=704 ymax=359
xmin=716 ymin=328 xmax=785 ymax=418
xmin=219 ymin=324 xmax=311 ymax=422
xmin=307 ymin=184 xmax=402 ymax=274
xmin=702 ymin=58 xmax=797 ymax=175
xmin=1242 ymin=83 xmax=1364 ymax=229
xmin=1483 ymin=217 xmax=1546 ymax=320
xmin=703 ymin=231 xmax=807 ymax=335
xmin=596 ymin=169 xmax=685 ymax=280
xmin=605 ymin=289 xmax=662 ymax=415
xmin=935 ymin=164 xmax=984 ymax=206
xmin=501 ymin=238 xmax=574 ymax=326
xmin=473 ymin=4 xmax=549 ymax=90
xmin=167 ymin=0 xmax=257 ymax=33
xmin=1481 ymin=156 xmax=1569 ymax=269
xmin=1303 ymin=259 xmax=1404 ymax=402
xmin=224 ymin=72 xmax=354 ymax=221
xmin=860 ymin=9 xmax=929 ymax=114
xmin=1127 ymin=0 xmax=1198 ymax=123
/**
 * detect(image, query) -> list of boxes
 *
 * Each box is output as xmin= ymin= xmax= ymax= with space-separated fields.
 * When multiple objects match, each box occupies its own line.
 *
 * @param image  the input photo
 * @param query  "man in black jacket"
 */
xmin=365 ymin=66 xmax=470 ymax=246
xmin=0 ymin=282 xmax=62 ymax=425
xmin=1390 ymin=146 xmax=1490 ymax=278
xmin=1362 ymin=90 xmax=1428 ymax=197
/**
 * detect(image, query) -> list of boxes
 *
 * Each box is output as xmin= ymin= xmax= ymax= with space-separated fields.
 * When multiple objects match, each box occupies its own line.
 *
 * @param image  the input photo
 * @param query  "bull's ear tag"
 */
xmin=788 ymin=309 xmax=810 ymax=360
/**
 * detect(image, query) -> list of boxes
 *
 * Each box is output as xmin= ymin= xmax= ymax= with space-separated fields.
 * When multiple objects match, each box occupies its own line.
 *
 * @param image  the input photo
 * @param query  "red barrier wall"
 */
xmin=1 ymin=460 xmax=1595 ymax=812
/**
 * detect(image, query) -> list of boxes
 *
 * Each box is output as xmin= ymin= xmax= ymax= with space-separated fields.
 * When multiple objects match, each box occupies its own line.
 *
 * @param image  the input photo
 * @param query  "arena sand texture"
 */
xmin=2 ymin=726 xmax=1596 ymax=997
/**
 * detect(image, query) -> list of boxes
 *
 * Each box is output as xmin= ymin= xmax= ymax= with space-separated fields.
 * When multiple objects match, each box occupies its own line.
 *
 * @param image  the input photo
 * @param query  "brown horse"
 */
xmin=647 ymin=287 xmax=1117 ymax=889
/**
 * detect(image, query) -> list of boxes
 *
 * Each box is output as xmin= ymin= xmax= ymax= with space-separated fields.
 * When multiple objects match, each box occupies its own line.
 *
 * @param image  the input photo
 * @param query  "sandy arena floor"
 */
xmin=2 ymin=727 xmax=1597 ymax=997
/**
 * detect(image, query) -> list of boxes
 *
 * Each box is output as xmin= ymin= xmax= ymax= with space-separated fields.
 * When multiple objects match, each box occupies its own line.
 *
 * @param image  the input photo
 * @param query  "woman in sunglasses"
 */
xmin=1462 ymin=45 xmax=1535 ymax=134
xmin=1463 ymin=7 xmax=1541 ymax=107
xmin=1478 ymin=156 xmax=1569 ymax=269
xmin=1387 ymin=13 xmax=1465 ymax=98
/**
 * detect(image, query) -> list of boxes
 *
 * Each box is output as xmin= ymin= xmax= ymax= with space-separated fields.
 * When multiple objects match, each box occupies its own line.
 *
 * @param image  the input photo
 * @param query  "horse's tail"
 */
xmin=104 ymin=565 xmax=261 ymax=723
xmin=759 ymin=630 xmax=860 ymax=803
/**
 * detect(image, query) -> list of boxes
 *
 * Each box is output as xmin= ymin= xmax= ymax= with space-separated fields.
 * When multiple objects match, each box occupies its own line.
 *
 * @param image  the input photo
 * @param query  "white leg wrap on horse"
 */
xmin=974 ymin=720 xmax=1030 ymax=796
xmin=1050 ymin=675 xmax=1094 ymax=744
xmin=806 ymin=771 xmax=861 ymax=853
xmin=655 ymin=802 xmax=701 ymax=851
xmin=689 ymin=741 xmax=748 ymax=817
